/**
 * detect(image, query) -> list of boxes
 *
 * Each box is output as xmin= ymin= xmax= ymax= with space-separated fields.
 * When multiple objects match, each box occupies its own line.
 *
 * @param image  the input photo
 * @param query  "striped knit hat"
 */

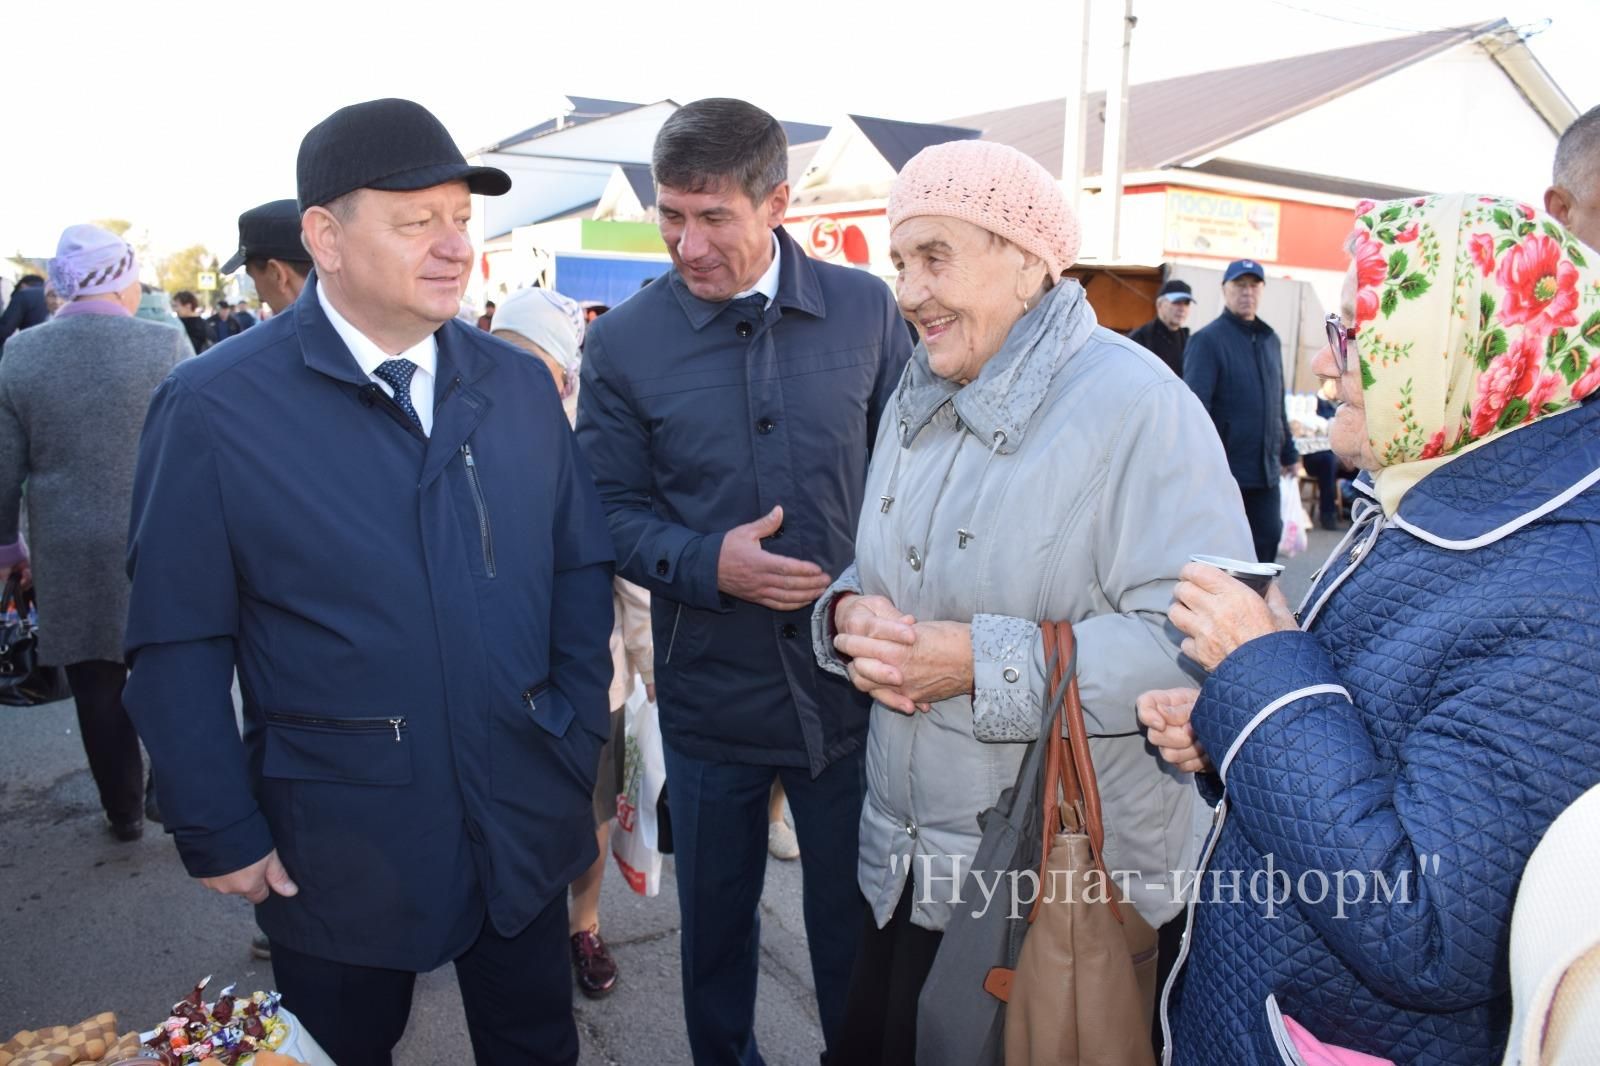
xmin=48 ymin=224 xmax=139 ymax=300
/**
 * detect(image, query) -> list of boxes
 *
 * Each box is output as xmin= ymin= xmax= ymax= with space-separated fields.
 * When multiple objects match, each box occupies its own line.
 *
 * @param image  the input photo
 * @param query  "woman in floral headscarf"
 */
xmin=1136 ymin=193 xmax=1600 ymax=1065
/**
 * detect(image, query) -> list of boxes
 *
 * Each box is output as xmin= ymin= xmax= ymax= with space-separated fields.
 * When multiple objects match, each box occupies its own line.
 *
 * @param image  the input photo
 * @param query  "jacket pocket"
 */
xmin=519 ymin=680 xmax=570 ymax=737
xmin=1263 ymin=993 xmax=1309 ymax=1066
xmin=261 ymin=711 xmax=413 ymax=786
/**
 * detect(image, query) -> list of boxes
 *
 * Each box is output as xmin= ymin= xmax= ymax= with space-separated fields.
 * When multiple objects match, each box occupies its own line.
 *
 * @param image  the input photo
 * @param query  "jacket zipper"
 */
xmin=522 ymin=680 xmax=551 ymax=712
xmin=1160 ymin=797 xmax=1228 ymax=1065
xmin=265 ymin=710 xmax=407 ymax=743
xmin=461 ymin=443 xmax=497 ymax=577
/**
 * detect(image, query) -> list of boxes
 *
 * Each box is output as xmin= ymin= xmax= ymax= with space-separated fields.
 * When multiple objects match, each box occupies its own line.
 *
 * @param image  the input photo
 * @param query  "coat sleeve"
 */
xmin=547 ymin=418 xmax=617 ymax=739
xmin=1181 ymin=330 xmax=1220 ymax=416
xmin=0 ymin=291 xmax=25 ymax=345
xmin=123 ymin=374 xmax=273 ymax=878
xmin=1190 ymin=603 xmax=1600 ymax=1011
xmin=970 ymin=377 xmax=1254 ymax=739
xmin=0 ymin=365 xmax=27 ymax=544
xmin=575 ymin=324 xmax=727 ymax=611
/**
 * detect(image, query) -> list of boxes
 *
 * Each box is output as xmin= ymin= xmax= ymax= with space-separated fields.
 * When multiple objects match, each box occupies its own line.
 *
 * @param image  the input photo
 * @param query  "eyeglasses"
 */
xmin=1324 ymin=313 xmax=1357 ymax=376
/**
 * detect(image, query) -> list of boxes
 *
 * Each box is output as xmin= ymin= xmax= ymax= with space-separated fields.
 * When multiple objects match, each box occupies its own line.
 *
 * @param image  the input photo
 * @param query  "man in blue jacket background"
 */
xmin=1182 ymin=259 xmax=1300 ymax=562
xmin=576 ymin=98 xmax=912 ymax=1064
xmin=124 ymin=98 xmax=615 ymax=1066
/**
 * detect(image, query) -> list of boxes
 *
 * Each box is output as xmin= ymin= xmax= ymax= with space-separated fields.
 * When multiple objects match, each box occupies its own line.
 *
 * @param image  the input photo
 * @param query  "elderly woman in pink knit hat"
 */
xmin=809 ymin=140 xmax=1253 ymax=1064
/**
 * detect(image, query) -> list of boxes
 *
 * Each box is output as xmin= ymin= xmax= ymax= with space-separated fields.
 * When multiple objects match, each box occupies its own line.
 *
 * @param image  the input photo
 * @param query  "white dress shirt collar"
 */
xmin=733 ymin=231 xmax=782 ymax=307
xmin=316 ymin=281 xmax=437 ymax=435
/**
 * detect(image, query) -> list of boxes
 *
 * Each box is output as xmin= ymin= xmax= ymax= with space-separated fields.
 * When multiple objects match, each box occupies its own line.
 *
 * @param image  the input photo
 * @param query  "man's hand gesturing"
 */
xmin=717 ymin=506 xmax=832 ymax=611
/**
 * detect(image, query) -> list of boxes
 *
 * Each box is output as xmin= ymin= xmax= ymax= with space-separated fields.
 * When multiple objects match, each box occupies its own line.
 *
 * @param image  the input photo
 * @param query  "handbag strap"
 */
xmin=1032 ymin=620 xmax=1123 ymax=924
xmin=1 ymin=572 xmax=32 ymax=618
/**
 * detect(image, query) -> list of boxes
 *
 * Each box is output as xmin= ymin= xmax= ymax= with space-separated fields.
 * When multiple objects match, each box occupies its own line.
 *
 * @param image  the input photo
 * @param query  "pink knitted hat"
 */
xmin=887 ymin=140 xmax=1081 ymax=278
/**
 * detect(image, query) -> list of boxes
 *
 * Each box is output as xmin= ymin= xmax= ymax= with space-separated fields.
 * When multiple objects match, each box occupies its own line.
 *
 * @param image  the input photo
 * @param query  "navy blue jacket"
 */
xmin=1165 ymin=399 xmax=1600 ymax=1064
xmin=1183 ymin=309 xmax=1298 ymax=488
xmin=575 ymin=229 xmax=911 ymax=773
xmin=124 ymin=278 xmax=615 ymax=971
xmin=0 ymin=285 xmax=48 ymax=353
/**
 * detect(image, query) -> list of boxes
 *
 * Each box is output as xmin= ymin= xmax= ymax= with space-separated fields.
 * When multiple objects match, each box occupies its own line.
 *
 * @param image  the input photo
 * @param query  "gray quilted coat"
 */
xmin=0 ymin=307 xmax=188 ymax=664
xmin=813 ymin=280 xmax=1255 ymax=931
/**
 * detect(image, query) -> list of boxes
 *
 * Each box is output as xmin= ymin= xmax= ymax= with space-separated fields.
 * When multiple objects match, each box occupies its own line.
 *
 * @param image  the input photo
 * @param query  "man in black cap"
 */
xmin=223 ymin=199 xmax=313 ymax=315
xmin=1127 ymin=277 xmax=1194 ymax=376
xmin=1182 ymin=258 xmax=1299 ymax=562
xmin=125 ymin=98 xmax=614 ymax=1066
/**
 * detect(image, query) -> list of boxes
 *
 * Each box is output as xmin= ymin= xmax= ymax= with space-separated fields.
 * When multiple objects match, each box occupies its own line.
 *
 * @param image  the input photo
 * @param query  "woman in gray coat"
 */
xmin=810 ymin=141 xmax=1255 ymax=1064
xmin=0 ymin=225 xmax=188 ymax=840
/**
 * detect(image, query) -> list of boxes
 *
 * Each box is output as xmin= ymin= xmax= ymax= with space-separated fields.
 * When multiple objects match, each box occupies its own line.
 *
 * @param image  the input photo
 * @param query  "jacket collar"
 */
xmin=294 ymin=271 xmax=495 ymax=389
xmin=668 ymin=226 xmax=826 ymax=331
xmin=1390 ymin=397 xmax=1600 ymax=550
xmin=1219 ymin=307 xmax=1273 ymax=336
xmin=894 ymin=280 xmax=1096 ymax=456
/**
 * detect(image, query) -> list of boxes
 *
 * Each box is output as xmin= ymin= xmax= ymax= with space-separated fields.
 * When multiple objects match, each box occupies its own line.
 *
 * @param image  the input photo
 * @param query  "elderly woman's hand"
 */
xmin=1135 ymin=688 xmax=1211 ymax=774
xmin=837 ymin=620 xmax=973 ymax=715
xmin=1168 ymin=563 xmax=1298 ymax=671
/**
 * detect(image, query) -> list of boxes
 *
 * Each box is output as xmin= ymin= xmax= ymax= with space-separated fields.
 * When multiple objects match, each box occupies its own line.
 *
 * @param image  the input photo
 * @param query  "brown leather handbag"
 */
xmin=988 ymin=620 xmax=1159 ymax=1066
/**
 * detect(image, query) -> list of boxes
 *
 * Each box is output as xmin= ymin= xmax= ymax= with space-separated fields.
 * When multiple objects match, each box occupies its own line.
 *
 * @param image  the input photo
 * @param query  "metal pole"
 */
xmin=1060 ymin=0 xmax=1092 ymax=223
xmin=1101 ymin=0 xmax=1136 ymax=262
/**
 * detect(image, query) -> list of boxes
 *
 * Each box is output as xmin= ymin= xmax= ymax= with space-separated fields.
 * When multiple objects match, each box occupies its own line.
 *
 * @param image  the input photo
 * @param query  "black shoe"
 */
xmin=250 ymin=932 xmax=272 ymax=960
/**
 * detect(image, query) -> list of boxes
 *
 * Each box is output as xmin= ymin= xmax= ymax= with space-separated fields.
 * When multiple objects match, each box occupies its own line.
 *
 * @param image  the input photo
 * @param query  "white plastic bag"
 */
xmin=1279 ymin=474 xmax=1311 ymax=558
xmin=611 ymin=682 xmax=666 ymax=896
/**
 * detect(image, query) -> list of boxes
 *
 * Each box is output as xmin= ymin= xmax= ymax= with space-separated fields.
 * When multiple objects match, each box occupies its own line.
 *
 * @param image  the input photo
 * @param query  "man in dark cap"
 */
xmin=1182 ymin=259 xmax=1299 ymax=562
xmin=125 ymin=98 xmax=614 ymax=1066
xmin=1128 ymin=277 xmax=1194 ymax=376
xmin=223 ymin=199 xmax=313 ymax=315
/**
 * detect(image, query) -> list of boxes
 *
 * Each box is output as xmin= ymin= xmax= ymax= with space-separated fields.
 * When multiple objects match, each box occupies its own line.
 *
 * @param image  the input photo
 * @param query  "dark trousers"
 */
xmin=662 ymin=741 xmax=866 ymax=1065
xmin=62 ymin=660 xmax=143 ymax=825
xmin=271 ymin=892 xmax=577 ymax=1066
xmin=833 ymin=879 xmax=942 ymax=1066
xmin=1239 ymin=483 xmax=1283 ymax=564
xmin=1301 ymin=451 xmax=1340 ymax=526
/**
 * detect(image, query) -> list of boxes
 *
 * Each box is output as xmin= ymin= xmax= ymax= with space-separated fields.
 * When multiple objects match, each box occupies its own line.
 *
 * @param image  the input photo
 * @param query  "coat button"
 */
xmin=656 ymin=559 xmax=669 ymax=576
xmin=756 ymin=417 xmax=775 ymax=434
xmin=736 ymin=321 xmax=754 ymax=338
xmin=1003 ymin=667 xmax=1020 ymax=683
xmin=905 ymin=821 xmax=919 ymax=838
xmin=782 ymin=623 xmax=798 ymax=638
xmin=907 ymin=547 xmax=922 ymax=571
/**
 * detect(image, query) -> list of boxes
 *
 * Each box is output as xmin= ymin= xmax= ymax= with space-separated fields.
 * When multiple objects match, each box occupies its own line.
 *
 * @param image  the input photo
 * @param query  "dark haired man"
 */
xmin=576 ymin=97 xmax=912 ymax=1064
xmin=170 ymin=291 xmax=213 ymax=354
xmin=223 ymin=199 xmax=312 ymax=314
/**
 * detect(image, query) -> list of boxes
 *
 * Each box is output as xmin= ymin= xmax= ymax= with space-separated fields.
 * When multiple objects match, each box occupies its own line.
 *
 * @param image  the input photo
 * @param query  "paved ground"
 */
xmin=0 ymin=528 xmax=1340 ymax=1064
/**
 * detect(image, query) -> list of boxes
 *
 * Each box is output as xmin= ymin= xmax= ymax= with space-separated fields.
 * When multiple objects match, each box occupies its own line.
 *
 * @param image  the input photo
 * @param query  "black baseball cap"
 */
xmin=296 ymin=98 xmax=511 ymax=212
xmin=222 ymin=199 xmax=309 ymax=275
xmin=1157 ymin=279 xmax=1194 ymax=302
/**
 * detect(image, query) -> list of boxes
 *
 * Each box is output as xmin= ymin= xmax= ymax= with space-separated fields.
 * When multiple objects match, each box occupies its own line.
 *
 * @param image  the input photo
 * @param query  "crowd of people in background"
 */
xmin=3 ymin=93 xmax=1600 ymax=1066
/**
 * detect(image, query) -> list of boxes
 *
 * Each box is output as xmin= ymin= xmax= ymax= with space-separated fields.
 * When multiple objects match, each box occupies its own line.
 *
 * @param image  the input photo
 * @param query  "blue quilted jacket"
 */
xmin=1164 ymin=397 xmax=1600 ymax=1065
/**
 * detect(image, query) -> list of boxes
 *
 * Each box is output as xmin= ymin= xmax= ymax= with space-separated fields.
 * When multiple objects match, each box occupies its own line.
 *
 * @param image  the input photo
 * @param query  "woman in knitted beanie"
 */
xmin=809 ymin=139 xmax=1253 ymax=1064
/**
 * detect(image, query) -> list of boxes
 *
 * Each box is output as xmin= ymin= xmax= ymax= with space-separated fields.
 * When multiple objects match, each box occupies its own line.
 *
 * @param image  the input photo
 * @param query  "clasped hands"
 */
xmin=832 ymin=594 xmax=972 ymax=715
xmin=1139 ymin=561 xmax=1298 ymax=774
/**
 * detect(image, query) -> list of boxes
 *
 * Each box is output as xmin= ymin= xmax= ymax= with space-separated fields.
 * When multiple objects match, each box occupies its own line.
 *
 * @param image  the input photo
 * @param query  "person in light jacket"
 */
xmin=1142 ymin=194 xmax=1600 ymax=1065
xmin=810 ymin=139 xmax=1255 ymax=1066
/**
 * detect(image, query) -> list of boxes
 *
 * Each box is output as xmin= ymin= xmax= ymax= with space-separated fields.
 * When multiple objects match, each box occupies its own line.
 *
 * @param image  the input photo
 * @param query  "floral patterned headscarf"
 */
xmin=1350 ymin=192 xmax=1600 ymax=512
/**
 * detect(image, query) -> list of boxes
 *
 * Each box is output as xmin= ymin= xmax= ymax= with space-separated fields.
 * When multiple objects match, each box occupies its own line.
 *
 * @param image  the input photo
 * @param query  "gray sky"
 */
xmin=1 ymin=0 xmax=1593 ymax=265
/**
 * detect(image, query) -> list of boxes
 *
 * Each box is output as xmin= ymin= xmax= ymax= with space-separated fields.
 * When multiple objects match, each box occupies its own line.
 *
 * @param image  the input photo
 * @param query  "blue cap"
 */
xmin=1223 ymin=259 xmax=1265 ymax=284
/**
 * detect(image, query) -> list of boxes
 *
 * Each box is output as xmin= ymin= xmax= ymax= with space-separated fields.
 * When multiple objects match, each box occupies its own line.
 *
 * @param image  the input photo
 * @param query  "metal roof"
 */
xmin=621 ymin=163 xmax=656 ymax=209
xmin=948 ymin=20 xmax=1509 ymax=178
xmin=848 ymin=115 xmax=981 ymax=172
xmin=781 ymin=120 xmax=832 ymax=146
xmin=480 ymin=97 xmax=645 ymax=153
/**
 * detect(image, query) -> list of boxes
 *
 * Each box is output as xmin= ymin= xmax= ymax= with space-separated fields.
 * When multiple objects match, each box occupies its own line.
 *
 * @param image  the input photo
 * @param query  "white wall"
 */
xmin=1216 ymin=43 xmax=1559 ymax=204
